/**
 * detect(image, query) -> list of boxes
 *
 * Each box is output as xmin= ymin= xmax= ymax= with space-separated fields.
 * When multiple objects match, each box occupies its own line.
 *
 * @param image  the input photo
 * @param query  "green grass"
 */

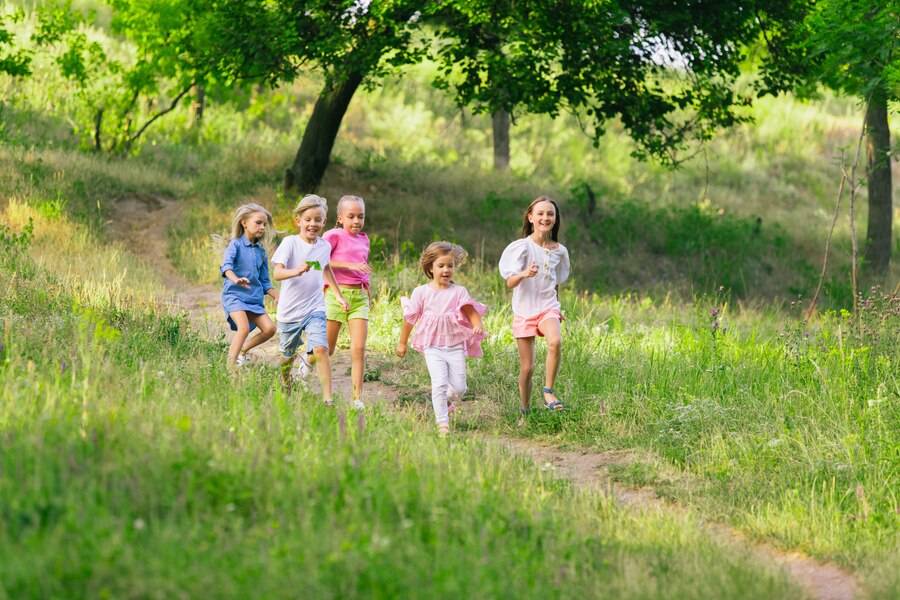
xmin=363 ymin=270 xmax=899 ymax=598
xmin=0 ymin=207 xmax=802 ymax=599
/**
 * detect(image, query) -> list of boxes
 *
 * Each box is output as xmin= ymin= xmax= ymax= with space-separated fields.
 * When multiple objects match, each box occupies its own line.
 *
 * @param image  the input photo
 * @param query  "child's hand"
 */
xmin=235 ymin=276 xmax=251 ymax=287
xmin=352 ymin=262 xmax=372 ymax=274
xmin=523 ymin=263 xmax=539 ymax=278
xmin=395 ymin=342 xmax=407 ymax=358
xmin=472 ymin=323 xmax=483 ymax=336
xmin=297 ymin=262 xmax=311 ymax=276
xmin=337 ymin=295 xmax=350 ymax=312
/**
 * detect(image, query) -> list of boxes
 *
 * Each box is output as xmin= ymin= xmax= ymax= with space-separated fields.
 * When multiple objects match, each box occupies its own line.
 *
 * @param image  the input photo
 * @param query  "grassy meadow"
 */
xmin=2 ymin=6 xmax=899 ymax=599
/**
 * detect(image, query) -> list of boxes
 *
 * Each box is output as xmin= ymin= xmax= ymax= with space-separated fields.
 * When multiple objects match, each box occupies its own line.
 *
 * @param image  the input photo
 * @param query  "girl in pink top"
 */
xmin=498 ymin=196 xmax=570 ymax=414
xmin=322 ymin=195 xmax=371 ymax=410
xmin=396 ymin=242 xmax=487 ymax=436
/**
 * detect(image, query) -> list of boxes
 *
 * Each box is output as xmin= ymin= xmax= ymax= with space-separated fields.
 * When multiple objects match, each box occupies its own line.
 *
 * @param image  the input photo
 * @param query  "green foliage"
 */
xmin=430 ymin=0 xmax=804 ymax=165
xmin=0 ymin=218 xmax=35 ymax=277
xmin=0 ymin=8 xmax=31 ymax=78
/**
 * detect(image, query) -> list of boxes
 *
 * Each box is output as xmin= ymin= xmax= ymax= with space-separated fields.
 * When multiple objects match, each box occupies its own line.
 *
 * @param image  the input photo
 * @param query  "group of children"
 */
xmin=221 ymin=193 xmax=570 ymax=434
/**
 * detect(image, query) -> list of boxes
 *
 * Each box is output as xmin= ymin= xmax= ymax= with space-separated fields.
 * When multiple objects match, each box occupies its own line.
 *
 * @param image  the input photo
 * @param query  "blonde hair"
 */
xmin=293 ymin=194 xmax=328 ymax=220
xmin=420 ymin=241 xmax=467 ymax=279
xmin=230 ymin=203 xmax=274 ymax=244
xmin=336 ymin=194 xmax=365 ymax=226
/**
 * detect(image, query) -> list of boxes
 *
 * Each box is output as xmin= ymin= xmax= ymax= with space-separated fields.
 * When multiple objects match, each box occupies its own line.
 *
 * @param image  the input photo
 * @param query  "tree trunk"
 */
xmin=285 ymin=72 xmax=364 ymax=193
xmin=864 ymin=89 xmax=893 ymax=275
xmin=492 ymin=109 xmax=510 ymax=170
xmin=191 ymin=83 xmax=206 ymax=129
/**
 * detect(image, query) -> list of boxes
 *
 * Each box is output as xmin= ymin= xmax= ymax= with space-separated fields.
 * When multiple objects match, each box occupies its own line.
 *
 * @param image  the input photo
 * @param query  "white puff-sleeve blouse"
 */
xmin=498 ymin=237 xmax=570 ymax=318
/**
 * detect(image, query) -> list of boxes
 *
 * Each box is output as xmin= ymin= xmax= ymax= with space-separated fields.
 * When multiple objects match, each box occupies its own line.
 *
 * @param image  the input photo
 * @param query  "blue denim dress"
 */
xmin=221 ymin=236 xmax=273 ymax=331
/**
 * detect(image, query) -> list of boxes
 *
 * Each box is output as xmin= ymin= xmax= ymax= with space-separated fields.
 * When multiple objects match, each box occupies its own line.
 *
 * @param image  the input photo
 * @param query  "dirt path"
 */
xmin=108 ymin=196 xmax=862 ymax=600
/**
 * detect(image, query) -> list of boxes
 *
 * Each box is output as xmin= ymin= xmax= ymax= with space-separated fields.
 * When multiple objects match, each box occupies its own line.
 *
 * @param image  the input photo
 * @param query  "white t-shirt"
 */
xmin=272 ymin=235 xmax=332 ymax=323
xmin=498 ymin=237 xmax=570 ymax=317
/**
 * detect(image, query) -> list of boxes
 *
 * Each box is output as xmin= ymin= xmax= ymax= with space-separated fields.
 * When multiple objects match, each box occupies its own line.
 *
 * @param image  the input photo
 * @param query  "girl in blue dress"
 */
xmin=221 ymin=203 xmax=279 ymax=369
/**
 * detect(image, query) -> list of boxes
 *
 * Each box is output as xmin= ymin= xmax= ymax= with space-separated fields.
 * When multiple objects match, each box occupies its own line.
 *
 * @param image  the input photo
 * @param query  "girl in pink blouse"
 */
xmin=396 ymin=242 xmax=487 ymax=436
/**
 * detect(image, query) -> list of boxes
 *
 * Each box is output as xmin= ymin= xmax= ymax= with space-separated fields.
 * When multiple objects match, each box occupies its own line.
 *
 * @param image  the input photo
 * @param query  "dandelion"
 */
xmin=133 ymin=518 xmax=146 ymax=531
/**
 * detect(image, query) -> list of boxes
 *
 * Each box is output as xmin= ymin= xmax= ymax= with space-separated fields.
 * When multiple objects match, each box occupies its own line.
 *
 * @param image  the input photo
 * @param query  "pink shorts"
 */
xmin=512 ymin=309 xmax=563 ymax=338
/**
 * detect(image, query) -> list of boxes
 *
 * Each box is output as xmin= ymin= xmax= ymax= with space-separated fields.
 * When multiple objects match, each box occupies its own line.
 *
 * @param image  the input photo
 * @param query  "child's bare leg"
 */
xmin=242 ymin=314 xmax=276 ymax=354
xmin=227 ymin=311 xmax=250 ymax=367
xmin=313 ymin=346 xmax=333 ymax=403
xmin=538 ymin=318 xmax=562 ymax=404
xmin=515 ymin=337 xmax=536 ymax=410
xmin=348 ymin=318 xmax=368 ymax=401
xmin=326 ymin=320 xmax=342 ymax=355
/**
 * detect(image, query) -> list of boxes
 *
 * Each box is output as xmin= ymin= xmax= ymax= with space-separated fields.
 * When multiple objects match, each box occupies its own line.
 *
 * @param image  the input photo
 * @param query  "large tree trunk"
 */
xmin=864 ymin=89 xmax=893 ymax=275
xmin=285 ymin=72 xmax=364 ymax=193
xmin=492 ymin=109 xmax=510 ymax=170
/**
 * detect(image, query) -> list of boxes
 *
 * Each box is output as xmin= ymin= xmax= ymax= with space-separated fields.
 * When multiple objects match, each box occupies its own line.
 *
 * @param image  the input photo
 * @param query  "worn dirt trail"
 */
xmin=108 ymin=195 xmax=862 ymax=600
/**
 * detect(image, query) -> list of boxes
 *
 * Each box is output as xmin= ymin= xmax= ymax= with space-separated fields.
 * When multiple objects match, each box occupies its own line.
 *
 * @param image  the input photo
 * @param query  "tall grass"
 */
xmin=361 ymin=265 xmax=899 ymax=598
xmin=0 ymin=206 xmax=803 ymax=599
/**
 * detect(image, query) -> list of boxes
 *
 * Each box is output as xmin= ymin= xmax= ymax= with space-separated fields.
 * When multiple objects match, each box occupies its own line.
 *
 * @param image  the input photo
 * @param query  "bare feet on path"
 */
xmin=108 ymin=194 xmax=860 ymax=600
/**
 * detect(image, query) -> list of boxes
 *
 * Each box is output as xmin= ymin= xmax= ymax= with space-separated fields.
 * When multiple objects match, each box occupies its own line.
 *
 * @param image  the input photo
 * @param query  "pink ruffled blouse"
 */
xmin=400 ymin=283 xmax=487 ymax=357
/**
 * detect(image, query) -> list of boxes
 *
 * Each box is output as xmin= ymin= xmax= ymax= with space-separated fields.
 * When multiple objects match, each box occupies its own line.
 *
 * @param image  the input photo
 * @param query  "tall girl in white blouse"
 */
xmin=498 ymin=196 xmax=571 ymax=413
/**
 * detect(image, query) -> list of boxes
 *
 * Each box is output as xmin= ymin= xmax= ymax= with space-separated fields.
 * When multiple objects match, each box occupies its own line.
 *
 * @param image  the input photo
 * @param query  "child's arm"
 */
xmin=266 ymin=287 xmax=279 ymax=302
xmin=324 ymin=264 xmax=350 ymax=311
xmin=273 ymin=262 xmax=310 ymax=281
xmin=505 ymin=263 xmax=539 ymax=288
xmin=223 ymin=269 xmax=250 ymax=288
xmin=396 ymin=321 xmax=414 ymax=357
xmin=461 ymin=305 xmax=483 ymax=335
xmin=329 ymin=260 xmax=372 ymax=273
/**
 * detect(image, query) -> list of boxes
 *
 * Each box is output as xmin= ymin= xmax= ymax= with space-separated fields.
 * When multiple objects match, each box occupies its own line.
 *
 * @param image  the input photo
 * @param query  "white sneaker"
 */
xmin=235 ymin=353 xmax=249 ymax=367
xmin=290 ymin=353 xmax=312 ymax=381
xmin=352 ymin=399 xmax=365 ymax=411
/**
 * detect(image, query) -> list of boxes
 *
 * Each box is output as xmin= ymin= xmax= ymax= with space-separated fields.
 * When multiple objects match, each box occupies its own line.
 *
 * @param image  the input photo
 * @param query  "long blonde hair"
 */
xmin=420 ymin=241 xmax=467 ymax=279
xmin=230 ymin=203 xmax=274 ymax=244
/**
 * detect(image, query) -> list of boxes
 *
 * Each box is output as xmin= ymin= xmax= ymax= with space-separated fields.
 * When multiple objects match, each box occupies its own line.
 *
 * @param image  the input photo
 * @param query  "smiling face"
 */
xmin=339 ymin=201 xmax=365 ymax=234
xmin=242 ymin=211 xmax=268 ymax=242
xmin=295 ymin=207 xmax=326 ymax=242
xmin=527 ymin=200 xmax=557 ymax=237
xmin=431 ymin=253 xmax=456 ymax=287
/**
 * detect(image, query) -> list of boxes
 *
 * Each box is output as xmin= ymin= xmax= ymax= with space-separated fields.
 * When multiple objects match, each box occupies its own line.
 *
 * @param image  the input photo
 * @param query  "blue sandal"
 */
xmin=542 ymin=387 xmax=564 ymax=411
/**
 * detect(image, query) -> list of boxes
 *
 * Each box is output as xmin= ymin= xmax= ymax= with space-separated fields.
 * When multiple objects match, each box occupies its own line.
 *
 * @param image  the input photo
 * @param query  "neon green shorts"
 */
xmin=325 ymin=286 xmax=370 ymax=323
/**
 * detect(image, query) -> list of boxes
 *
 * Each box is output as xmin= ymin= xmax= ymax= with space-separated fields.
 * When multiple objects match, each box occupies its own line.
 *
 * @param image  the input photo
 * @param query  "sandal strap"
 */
xmin=542 ymin=386 xmax=554 ymax=394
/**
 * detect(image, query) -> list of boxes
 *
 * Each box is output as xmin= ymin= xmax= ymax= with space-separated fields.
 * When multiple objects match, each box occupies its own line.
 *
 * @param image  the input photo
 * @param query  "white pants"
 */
xmin=423 ymin=345 xmax=467 ymax=424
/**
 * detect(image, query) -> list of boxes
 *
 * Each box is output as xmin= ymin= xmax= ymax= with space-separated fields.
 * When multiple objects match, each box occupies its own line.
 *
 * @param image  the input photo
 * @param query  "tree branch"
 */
xmin=122 ymin=83 xmax=194 ymax=153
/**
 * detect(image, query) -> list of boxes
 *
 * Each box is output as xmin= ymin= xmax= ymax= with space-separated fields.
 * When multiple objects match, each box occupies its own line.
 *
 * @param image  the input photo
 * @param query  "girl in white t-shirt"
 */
xmin=498 ymin=196 xmax=570 ymax=414
xmin=272 ymin=195 xmax=348 ymax=405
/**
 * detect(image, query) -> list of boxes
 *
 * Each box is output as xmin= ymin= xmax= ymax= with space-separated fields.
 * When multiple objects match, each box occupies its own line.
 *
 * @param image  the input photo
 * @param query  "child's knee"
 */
xmin=520 ymin=363 xmax=535 ymax=378
xmin=313 ymin=346 xmax=328 ymax=358
xmin=546 ymin=336 xmax=562 ymax=352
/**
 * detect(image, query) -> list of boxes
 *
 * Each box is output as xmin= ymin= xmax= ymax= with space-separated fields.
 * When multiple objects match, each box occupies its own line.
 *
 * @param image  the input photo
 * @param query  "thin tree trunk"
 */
xmin=864 ymin=89 xmax=893 ymax=275
xmin=492 ymin=109 xmax=510 ymax=170
xmin=284 ymin=72 xmax=364 ymax=193
xmin=191 ymin=83 xmax=206 ymax=129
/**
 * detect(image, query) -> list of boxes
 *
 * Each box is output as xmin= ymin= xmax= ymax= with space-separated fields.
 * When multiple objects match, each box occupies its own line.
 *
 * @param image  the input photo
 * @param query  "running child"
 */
xmin=498 ymin=195 xmax=570 ymax=413
xmin=396 ymin=242 xmax=486 ymax=436
xmin=272 ymin=194 xmax=349 ymax=405
xmin=323 ymin=195 xmax=371 ymax=411
xmin=220 ymin=203 xmax=278 ymax=370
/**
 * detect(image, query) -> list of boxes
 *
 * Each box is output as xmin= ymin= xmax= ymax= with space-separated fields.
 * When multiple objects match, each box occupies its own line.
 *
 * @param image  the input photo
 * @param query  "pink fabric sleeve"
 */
xmin=455 ymin=287 xmax=488 ymax=357
xmin=400 ymin=287 xmax=424 ymax=325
